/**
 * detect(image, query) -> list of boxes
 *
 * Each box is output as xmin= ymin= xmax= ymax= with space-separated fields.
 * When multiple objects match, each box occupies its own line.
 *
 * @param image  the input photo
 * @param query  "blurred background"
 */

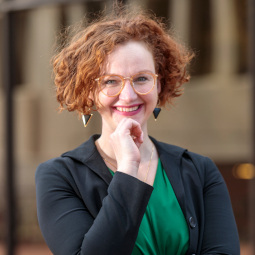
xmin=0 ymin=0 xmax=254 ymax=254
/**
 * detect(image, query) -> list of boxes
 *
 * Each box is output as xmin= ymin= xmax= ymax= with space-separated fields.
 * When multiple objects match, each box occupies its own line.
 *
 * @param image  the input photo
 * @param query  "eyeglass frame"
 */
xmin=95 ymin=71 xmax=158 ymax=97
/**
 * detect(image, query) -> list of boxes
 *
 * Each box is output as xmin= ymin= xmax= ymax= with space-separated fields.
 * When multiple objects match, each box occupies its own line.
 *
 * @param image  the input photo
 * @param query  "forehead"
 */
xmin=101 ymin=40 xmax=155 ymax=75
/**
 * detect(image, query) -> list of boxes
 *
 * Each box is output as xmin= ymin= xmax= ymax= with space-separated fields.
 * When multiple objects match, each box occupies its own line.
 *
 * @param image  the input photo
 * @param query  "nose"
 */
xmin=119 ymin=79 xmax=137 ymax=102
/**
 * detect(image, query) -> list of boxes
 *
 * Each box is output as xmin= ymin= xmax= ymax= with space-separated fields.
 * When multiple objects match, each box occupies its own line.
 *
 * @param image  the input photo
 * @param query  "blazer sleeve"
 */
xmin=35 ymin=159 xmax=153 ymax=255
xmin=198 ymin=156 xmax=240 ymax=254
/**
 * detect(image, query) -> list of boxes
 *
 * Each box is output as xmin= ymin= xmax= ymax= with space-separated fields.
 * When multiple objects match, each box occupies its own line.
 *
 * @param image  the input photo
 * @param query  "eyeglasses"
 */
xmin=95 ymin=72 xmax=158 ymax=97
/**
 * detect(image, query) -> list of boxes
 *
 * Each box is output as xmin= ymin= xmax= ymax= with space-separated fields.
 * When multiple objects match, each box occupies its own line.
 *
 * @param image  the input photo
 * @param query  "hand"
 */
xmin=110 ymin=118 xmax=143 ymax=178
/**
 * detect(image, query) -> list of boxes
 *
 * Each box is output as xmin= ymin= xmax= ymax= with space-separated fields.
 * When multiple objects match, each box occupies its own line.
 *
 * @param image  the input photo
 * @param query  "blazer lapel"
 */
xmin=62 ymin=134 xmax=113 ymax=185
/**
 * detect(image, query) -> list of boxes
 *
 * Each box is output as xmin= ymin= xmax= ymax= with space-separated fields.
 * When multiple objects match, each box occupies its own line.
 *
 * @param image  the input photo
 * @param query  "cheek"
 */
xmin=142 ymin=93 xmax=158 ymax=109
xmin=97 ymin=93 xmax=115 ymax=110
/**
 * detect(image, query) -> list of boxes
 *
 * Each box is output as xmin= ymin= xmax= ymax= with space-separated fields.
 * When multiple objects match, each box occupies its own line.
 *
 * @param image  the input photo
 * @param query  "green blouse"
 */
xmin=109 ymin=159 xmax=189 ymax=255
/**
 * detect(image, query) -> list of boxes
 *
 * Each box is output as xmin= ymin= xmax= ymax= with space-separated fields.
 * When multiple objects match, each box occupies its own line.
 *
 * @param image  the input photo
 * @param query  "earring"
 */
xmin=82 ymin=113 xmax=93 ymax=127
xmin=153 ymin=107 xmax=161 ymax=121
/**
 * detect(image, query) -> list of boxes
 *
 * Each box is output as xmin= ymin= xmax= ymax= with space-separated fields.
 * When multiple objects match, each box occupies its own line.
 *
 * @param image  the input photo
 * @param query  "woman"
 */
xmin=35 ymin=8 xmax=240 ymax=255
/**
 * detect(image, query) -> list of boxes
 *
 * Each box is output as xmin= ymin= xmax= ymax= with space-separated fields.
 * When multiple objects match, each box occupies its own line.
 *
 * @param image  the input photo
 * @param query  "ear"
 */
xmin=87 ymin=91 xmax=96 ymax=110
xmin=89 ymin=91 xmax=94 ymax=101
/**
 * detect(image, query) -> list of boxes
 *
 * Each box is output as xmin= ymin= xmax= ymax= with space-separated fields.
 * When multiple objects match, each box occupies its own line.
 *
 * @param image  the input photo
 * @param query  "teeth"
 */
xmin=116 ymin=106 xmax=139 ymax=112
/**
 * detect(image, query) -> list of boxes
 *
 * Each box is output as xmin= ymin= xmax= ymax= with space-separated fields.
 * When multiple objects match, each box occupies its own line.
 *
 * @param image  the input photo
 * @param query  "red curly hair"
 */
xmin=53 ymin=8 xmax=194 ymax=116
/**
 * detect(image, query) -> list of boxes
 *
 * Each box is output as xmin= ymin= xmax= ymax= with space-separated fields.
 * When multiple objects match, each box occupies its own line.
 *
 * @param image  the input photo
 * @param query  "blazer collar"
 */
xmin=61 ymin=134 xmax=113 ymax=184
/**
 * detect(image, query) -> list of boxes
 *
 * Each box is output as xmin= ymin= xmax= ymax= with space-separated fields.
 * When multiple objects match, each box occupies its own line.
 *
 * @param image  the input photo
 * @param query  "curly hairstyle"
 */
xmin=53 ymin=7 xmax=194 ymax=116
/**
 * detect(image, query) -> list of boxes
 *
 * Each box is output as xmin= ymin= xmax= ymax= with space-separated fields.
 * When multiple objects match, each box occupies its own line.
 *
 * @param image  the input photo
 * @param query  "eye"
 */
xmin=105 ymin=79 xmax=117 ymax=85
xmin=101 ymin=76 xmax=121 ymax=87
xmin=133 ymin=73 xmax=151 ymax=84
xmin=135 ymin=76 xmax=148 ymax=82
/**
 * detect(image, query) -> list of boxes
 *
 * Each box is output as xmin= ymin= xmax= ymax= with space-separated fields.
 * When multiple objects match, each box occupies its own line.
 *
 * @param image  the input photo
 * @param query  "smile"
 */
xmin=116 ymin=106 xmax=139 ymax=112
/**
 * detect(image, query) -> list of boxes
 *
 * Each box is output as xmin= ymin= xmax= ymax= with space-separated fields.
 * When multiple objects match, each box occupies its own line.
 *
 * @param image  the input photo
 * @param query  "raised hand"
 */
xmin=110 ymin=118 xmax=143 ymax=178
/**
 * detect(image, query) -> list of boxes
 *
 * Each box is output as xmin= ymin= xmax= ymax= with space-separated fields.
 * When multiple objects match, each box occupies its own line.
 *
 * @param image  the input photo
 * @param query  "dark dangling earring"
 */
xmin=153 ymin=107 xmax=161 ymax=121
xmin=153 ymin=98 xmax=161 ymax=121
xmin=82 ymin=113 xmax=93 ymax=127
xmin=82 ymin=99 xmax=95 ymax=127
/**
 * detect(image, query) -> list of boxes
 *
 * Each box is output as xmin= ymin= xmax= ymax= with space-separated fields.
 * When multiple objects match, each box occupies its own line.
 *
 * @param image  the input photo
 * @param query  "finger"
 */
xmin=131 ymin=124 xmax=143 ymax=144
xmin=115 ymin=118 xmax=140 ymax=136
xmin=111 ymin=118 xmax=143 ymax=149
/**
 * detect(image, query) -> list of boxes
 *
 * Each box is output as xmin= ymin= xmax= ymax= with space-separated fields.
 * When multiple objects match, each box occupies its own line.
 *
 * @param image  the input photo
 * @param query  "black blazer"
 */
xmin=35 ymin=135 xmax=240 ymax=255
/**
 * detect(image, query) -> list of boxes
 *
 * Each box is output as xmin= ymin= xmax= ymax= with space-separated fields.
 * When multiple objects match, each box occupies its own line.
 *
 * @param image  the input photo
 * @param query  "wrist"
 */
xmin=117 ymin=161 xmax=140 ymax=178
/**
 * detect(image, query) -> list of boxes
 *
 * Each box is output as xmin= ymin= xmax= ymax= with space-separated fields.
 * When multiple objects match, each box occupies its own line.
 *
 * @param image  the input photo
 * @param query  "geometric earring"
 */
xmin=153 ymin=107 xmax=161 ymax=121
xmin=82 ymin=114 xmax=93 ymax=127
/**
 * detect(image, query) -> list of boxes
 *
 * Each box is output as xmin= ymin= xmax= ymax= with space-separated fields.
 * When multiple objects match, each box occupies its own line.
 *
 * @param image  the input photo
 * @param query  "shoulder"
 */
xmin=36 ymin=156 xmax=72 ymax=177
xmin=35 ymin=134 xmax=110 ymax=195
xmin=35 ymin=156 xmax=79 ymax=191
xmin=150 ymin=136 xmax=187 ymax=158
xmin=184 ymin=151 xmax=223 ymax=187
xmin=35 ymin=139 xmax=92 ymax=192
xmin=151 ymin=137 xmax=222 ymax=186
xmin=35 ymin=154 xmax=91 ymax=201
xmin=151 ymin=136 xmax=212 ymax=163
xmin=36 ymin=134 xmax=99 ymax=177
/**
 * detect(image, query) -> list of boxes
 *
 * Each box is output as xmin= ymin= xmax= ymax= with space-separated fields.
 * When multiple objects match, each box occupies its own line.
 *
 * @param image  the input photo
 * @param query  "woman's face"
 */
xmin=95 ymin=40 xmax=161 ymax=134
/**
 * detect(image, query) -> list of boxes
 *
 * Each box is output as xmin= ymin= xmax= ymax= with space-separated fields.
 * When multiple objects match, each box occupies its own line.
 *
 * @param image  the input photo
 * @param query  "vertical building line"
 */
xmin=2 ymin=11 xmax=16 ymax=255
xmin=249 ymin=0 xmax=255 ymax=253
